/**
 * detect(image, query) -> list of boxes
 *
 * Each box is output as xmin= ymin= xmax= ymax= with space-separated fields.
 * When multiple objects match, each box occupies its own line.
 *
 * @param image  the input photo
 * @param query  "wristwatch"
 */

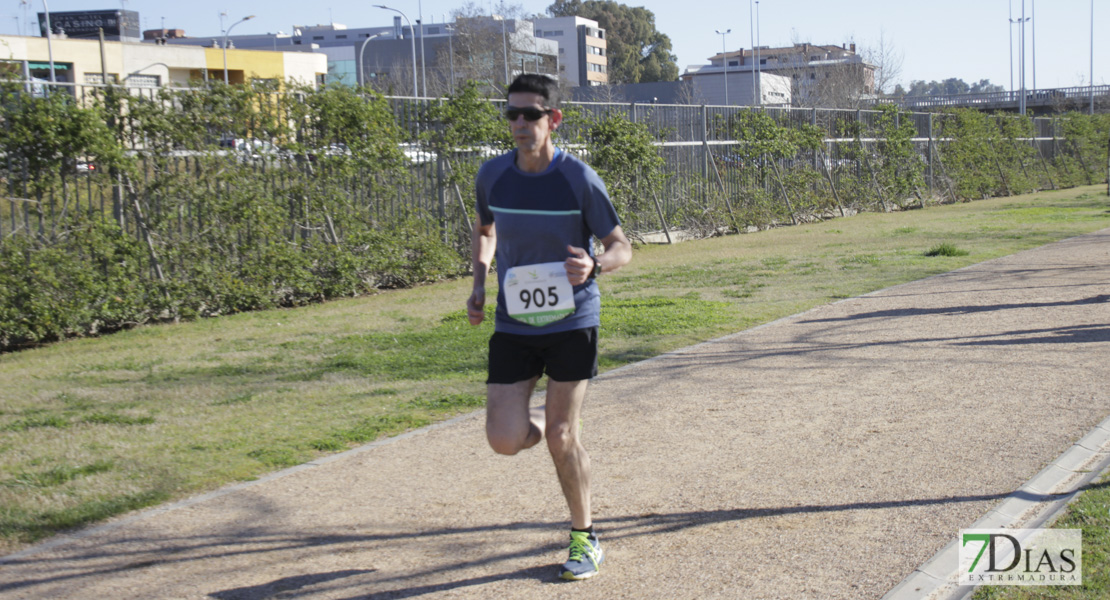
xmin=588 ymin=256 xmax=602 ymax=280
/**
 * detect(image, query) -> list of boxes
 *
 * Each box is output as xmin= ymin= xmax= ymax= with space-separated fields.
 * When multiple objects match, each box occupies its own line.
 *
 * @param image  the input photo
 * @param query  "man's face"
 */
xmin=505 ymin=91 xmax=562 ymax=153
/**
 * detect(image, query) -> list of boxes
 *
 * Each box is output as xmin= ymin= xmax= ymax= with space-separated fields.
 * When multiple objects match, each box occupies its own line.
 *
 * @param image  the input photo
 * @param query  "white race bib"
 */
xmin=503 ymin=262 xmax=576 ymax=326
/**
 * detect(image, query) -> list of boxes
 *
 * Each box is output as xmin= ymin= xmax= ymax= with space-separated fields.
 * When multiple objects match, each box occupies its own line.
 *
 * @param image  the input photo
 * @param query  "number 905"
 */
xmin=520 ymin=286 xmax=559 ymax=309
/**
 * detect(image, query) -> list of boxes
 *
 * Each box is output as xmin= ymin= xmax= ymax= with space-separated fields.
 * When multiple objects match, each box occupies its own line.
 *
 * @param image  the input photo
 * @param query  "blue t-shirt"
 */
xmin=476 ymin=148 xmax=620 ymax=335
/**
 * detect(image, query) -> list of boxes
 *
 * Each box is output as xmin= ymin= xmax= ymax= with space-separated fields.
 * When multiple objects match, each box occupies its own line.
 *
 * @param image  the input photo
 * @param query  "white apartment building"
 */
xmin=684 ymin=42 xmax=875 ymax=106
xmin=533 ymin=16 xmax=607 ymax=87
xmin=680 ymin=68 xmax=792 ymax=106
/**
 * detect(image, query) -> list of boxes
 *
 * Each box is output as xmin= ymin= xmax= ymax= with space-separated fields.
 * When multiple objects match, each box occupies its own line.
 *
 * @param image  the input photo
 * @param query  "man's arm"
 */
xmin=468 ymin=219 xmax=496 ymax=325
xmin=564 ymin=225 xmax=632 ymax=285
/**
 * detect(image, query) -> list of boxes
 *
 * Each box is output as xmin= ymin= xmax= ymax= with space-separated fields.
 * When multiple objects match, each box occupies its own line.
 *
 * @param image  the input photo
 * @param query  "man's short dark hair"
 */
xmin=507 ymin=74 xmax=561 ymax=108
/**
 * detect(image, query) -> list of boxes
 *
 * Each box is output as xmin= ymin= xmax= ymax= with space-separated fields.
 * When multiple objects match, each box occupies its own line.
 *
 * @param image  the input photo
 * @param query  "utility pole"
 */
xmin=716 ymin=29 xmax=730 ymax=105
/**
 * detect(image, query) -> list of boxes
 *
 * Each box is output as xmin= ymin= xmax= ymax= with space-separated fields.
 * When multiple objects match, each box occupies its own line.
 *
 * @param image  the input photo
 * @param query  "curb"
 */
xmin=882 ymin=414 xmax=1110 ymax=600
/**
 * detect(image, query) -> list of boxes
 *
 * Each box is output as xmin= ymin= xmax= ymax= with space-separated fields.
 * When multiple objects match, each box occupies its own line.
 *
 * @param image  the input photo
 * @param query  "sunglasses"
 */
xmin=504 ymin=106 xmax=554 ymax=121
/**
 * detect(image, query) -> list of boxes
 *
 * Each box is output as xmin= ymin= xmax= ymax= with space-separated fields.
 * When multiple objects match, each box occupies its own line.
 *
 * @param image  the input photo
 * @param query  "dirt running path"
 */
xmin=2 ymin=229 xmax=1109 ymax=600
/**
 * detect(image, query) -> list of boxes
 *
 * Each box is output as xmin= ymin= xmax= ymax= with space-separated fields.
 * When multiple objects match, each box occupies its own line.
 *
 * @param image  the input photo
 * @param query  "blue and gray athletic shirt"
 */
xmin=476 ymin=148 xmax=620 ymax=335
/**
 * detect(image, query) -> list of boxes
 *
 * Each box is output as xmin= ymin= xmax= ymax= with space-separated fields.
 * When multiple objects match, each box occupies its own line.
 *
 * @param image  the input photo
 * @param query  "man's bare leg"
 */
xmin=485 ymin=376 xmax=543 ymax=455
xmin=545 ymin=379 xmax=591 ymax=529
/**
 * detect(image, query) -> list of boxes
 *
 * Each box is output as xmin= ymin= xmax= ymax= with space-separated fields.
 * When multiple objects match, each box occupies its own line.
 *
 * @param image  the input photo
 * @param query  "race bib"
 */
xmin=503 ymin=262 xmax=576 ymax=326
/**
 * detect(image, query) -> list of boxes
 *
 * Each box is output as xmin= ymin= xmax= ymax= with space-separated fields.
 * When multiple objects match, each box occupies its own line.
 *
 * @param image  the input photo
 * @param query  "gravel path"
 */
xmin=2 ymin=229 xmax=1109 ymax=600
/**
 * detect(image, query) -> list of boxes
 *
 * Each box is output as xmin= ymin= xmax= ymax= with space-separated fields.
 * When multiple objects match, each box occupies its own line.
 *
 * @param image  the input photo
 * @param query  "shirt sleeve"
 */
xmin=475 ymin=163 xmax=495 ymax=227
xmin=580 ymin=165 xmax=621 ymax=241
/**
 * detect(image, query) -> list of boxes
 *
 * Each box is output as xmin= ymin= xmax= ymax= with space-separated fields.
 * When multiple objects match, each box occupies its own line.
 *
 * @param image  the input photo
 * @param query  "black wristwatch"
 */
xmin=588 ymin=256 xmax=602 ymax=280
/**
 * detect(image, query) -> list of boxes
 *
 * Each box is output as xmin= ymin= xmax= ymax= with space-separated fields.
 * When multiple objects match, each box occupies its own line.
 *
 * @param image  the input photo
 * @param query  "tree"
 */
xmin=862 ymin=29 xmax=903 ymax=96
xmin=547 ymin=0 xmax=678 ymax=84
xmin=903 ymin=78 xmax=1004 ymax=97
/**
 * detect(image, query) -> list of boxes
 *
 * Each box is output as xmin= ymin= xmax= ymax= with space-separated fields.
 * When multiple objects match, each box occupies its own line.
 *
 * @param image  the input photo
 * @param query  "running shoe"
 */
xmin=559 ymin=530 xmax=604 ymax=580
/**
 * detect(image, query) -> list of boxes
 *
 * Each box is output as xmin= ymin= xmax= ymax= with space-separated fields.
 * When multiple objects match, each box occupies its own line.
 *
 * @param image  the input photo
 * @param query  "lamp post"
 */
xmin=222 ymin=14 xmax=254 ymax=85
xmin=1031 ymin=0 xmax=1036 ymax=94
xmin=375 ymin=5 xmax=418 ymax=98
xmin=1019 ymin=0 xmax=1027 ymax=115
xmin=755 ymin=0 xmax=761 ymax=105
xmin=1090 ymin=0 xmax=1095 ymax=115
xmin=41 ymin=0 xmax=55 ymax=84
xmin=1010 ymin=3 xmax=1029 ymax=114
xmin=445 ymin=24 xmax=456 ymax=95
xmin=1008 ymin=0 xmax=1014 ymax=97
xmin=416 ymin=19 xmax=426 ymax=97
xmin=358 ymin=32 xmax=388 ymax=87
xmin=749 ymin=0 xmax=756 ymax=105
xmin=715 ymin=29 xmax=731 ymax=105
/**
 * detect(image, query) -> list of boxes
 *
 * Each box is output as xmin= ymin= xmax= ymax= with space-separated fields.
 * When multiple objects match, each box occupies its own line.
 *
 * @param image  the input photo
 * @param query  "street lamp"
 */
xmin=715 ymin=29 xmax=730 ymax=105
xmin=41 ymin=0 xmax=56 ymax=84
xmin=755 ymin=0 xmax=761 ymax=105
xmin=375 ymin=5 xmax=418 ymax=98
xmin=1010 ymin=4 xmax=1029 ymax=114
xmin=416 ymin=19 xmax=427 ymax=97
xmin=445 ymin=24 xmax=456 ymax=95
xmin=417 ymin=0 xmax=426 ymax=97
xmin=1008 ymin=0 xmax=1014 ymax=96
xmin=222 ymin=14 xmax=254 ymax=85
xmin=358 ymin=32 xmax=389 ymax=87
xmin=749 ymin=0 xmax=757 ymax=105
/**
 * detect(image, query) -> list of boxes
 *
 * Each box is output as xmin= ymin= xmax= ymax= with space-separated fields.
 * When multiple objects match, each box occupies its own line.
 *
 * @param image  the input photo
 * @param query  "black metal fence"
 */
xmin=1 ymin=82 xmax=1102 ymax=247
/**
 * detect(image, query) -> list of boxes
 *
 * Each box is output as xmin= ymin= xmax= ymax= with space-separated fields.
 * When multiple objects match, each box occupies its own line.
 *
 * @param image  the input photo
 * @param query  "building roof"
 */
xmin=711 ymin=42 xmax=856 ymax=62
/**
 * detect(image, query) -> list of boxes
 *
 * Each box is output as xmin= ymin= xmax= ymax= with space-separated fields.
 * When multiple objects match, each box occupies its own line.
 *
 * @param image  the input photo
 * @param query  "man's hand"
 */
xmin=565 ymin=245 xmax=594 ymax=286
xmin=467 ymin=286 xmax=486 ymax=325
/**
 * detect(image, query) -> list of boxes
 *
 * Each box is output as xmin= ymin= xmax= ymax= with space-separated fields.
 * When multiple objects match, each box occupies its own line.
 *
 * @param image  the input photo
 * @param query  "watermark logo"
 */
xmin=959 ymin=529 xmax=1082 ymax=586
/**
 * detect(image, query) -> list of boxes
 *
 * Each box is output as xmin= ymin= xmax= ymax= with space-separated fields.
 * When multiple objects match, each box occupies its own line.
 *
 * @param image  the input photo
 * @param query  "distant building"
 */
xmin=683 ymin=42 xmax=874 ymax=106
xmin=0 ymin=33 xmax=325 ymax=88
xmin=147 ymin=16 xmax=559 ymax=92
xmin=37 ymin=9 xmax=140 ymax=42
xmin=533 ymin=16 xmax=607 ymax=87
xmin=679 ymin=68 xmax=792 ymax=106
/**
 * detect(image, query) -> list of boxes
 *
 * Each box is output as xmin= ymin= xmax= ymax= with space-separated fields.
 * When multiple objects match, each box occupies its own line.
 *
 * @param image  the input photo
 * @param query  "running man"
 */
xmin=467 ymin=73 xmax=632 ymax=580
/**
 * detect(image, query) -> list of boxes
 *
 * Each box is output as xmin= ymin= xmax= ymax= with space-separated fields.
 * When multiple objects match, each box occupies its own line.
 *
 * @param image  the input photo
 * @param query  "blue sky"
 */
xmin=8 ymin=0 xmax=1106 ymax=90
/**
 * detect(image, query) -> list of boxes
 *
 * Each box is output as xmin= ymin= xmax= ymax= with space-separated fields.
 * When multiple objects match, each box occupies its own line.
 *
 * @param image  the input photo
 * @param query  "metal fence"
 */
xmin=0 ymin=82 xmax=1101 ymax=248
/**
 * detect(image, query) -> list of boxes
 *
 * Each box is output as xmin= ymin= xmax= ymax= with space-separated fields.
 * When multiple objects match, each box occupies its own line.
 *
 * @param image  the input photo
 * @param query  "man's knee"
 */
xmin=487 ymin=434 xmax=523 ymax=455
xmin=545 ymin=420 xmax=577 ymax=455
xmin=487 ymin=422 xmax=527 ymax=455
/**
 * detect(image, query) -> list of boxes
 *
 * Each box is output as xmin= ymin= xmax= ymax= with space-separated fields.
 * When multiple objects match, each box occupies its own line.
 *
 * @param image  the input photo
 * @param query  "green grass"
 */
xmin=925 ymin=242 xmax=971 ymax=257
xmin=0 ymin=184 xmax=1108 ymax=554
xmin=972 ymin=474 xmax=1110 ymax=600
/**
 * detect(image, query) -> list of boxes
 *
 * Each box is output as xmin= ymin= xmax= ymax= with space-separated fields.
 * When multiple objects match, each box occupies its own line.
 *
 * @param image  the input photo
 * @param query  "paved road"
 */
xmin=2 ymin=229 xmax=1109 ymax=600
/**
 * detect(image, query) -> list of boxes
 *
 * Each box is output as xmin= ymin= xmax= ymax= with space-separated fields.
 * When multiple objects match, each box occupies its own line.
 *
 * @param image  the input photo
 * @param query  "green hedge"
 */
xmin=0 ymin=79 xmax=1106 ymax=352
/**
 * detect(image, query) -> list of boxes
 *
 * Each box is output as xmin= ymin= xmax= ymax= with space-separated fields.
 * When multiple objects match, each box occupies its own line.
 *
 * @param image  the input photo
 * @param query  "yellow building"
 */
xmin=0 ymin=34 xmax=326 ymax=88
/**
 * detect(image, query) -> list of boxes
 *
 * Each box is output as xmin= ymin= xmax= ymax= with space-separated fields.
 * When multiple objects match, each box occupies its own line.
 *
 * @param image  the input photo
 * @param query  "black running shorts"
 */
xmin=486 ymin=327 xmax=599 ymax=384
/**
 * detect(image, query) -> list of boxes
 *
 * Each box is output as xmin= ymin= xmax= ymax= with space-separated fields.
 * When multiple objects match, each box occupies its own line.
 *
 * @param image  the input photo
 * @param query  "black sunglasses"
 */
xmin=504 ymin=106 xmax=554 ymax=121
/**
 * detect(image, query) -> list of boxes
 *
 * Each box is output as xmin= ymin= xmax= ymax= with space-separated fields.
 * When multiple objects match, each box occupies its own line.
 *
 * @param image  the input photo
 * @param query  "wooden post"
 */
xmin=1070 ymin=139 xmax=1095 ymax=185
xmin=705 ymin=143 xmax=741 ymax=233
xmin=767 ymin=158 xmax=799 ymax=225
xmin=817 ymin=149 xmax=846 ymax=217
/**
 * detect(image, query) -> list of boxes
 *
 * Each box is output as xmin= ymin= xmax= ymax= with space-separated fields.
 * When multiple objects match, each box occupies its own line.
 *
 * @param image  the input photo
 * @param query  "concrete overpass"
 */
xmin=881 ymin=85 xmax=1110 ymax=115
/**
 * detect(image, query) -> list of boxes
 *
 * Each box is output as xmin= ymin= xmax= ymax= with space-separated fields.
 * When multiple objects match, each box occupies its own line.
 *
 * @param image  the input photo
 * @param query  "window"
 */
xmin=535 ymin=29 xmax=542 ymax=36
xmin=809 ymin=73 xmax=816 ymax=79
xmin=84 ymin=73 xmax=119 ymax=84
xmin=427 ymin=26 xmax=440 ymax=34
xmin=760 ymin=59 xmax=766 ymax=65
xmin=313 ymin=36 xmax=324 ymax=40
xmin=559 ymin=48 xmax=565 ymax=54
xmin=728 ymin=61 xmax=738 ymax=67
xmin=128 ymin=74 xmax=160 ymax=87
xmin=336 ymin=34 xmax=347 ymax=39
